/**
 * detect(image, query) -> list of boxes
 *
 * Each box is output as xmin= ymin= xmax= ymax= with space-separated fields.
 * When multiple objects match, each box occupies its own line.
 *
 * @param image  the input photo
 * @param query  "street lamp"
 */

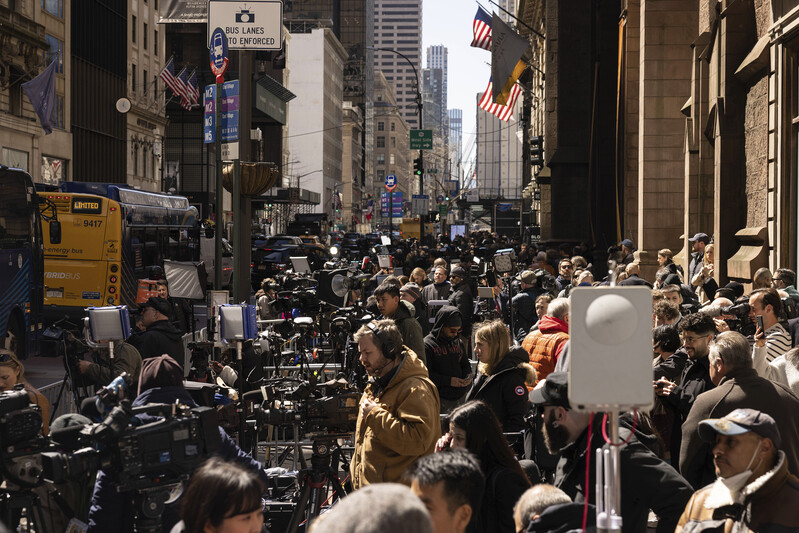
xmin=368 ymin=46 xmax=426 ymax=241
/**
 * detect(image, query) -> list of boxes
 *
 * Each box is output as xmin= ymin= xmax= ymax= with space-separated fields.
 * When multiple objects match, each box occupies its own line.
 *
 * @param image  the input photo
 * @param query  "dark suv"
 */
xmin=251 ymin=242 xmax=329 ymax=289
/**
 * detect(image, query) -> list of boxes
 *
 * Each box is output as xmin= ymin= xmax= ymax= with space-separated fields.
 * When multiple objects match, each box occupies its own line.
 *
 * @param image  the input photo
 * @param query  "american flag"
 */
xmin=478 ymin=78 xmax=522 ymax=121
xmin=175 ymin=68 xmax=193 ymax=109
xmin=186 ymin=70 xmax=200 ymax=105
xmin=471 ymin=6 xmax=492 ymax=51
xmin=158 ymin=56 xmax=185 ymax=99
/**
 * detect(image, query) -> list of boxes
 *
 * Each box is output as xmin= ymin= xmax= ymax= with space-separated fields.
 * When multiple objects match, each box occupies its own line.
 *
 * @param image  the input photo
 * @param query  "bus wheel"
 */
xmin=4 ymin=314 xmax=25 ymax=360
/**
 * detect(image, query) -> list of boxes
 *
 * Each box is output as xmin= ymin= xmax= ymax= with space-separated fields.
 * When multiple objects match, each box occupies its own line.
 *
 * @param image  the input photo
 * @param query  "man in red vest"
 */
xmin=522 ymin=297 xmax=569 ymax=386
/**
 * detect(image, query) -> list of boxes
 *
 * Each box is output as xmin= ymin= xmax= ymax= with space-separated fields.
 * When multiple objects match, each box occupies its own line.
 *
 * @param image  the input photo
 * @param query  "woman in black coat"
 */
xmin=439 ymin=400 xmax=531 ymax=533
xmin=465 ymin=320 xmax=535 ymax=433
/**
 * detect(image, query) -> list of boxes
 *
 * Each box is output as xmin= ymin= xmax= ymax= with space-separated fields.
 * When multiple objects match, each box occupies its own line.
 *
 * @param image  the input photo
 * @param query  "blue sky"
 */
xmin=422 ymin=1 xmax=492 ymax=169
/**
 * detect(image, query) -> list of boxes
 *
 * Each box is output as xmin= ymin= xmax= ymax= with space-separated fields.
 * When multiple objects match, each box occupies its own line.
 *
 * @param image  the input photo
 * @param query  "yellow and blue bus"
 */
xmin=0 ymin=166 xmax=59 ymax=358
xmin=41 ymin=184 xmax=200 ymax=323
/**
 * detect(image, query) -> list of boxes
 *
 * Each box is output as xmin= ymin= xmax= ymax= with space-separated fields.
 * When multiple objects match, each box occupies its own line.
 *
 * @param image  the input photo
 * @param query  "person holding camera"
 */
xmin=350 ymin=319 xmax=440 ymax=490
xmin=748 ymin=288 xmax=792 ymax=364
xmin=88 ymin=355 xmax=269 ymax=532
xmin=76 ymin=326 xmax=142 ymax=390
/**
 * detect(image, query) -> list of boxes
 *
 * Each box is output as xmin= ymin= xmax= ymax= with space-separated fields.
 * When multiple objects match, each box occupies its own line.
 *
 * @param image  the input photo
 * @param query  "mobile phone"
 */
xmin=757 ymin=315 xmax=765 ymax=332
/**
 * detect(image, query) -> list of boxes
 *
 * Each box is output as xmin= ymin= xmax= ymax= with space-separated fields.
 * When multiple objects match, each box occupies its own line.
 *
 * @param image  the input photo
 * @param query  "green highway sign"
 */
xmin=410 ymin=129 xmax=433 ymax=150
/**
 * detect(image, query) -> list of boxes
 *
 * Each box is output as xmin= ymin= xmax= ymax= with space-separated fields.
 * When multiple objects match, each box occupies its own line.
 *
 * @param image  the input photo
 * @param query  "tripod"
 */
xmin=132 ymin=483 xmax=181 ymax=533
xmin=286 ymin=438 xmax=349 ymax=533
xmin=1 ymin=488 xmax=53 ymax=533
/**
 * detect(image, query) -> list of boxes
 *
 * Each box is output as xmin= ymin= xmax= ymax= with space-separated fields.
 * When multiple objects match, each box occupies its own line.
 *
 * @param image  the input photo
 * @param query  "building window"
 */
xmin=143 ymin=69 xmax=148 ymax=94
xmin=143 ymin=23 xmax=148 ymax=50
xmin=9 ymin=82 xmax=22 ymax=116
xmin=378 ymin=121 xmax=385 ymax=131
xmin=389 ymin=154 xmax=395 ymax=165
xmin=45 ymin=34 xmax=63 ymax=73
xmin=376 ymin=154 xmax=385 ymax=165
xmin=376 ymin=136 xmax=385 ymax=148
xmin=391 ymin=122 xmax=396 ymax=131
xmin=132 ymin=16 xmax=137 ymax=43
xmin=154 ymin=30 xmax=158 ymax=56
xmin=2 ymin=148 xmax=28 ymax=171
xmin=133 ymin=144 xmax=138 ymax=176
xmin=41 ymin=0 xmax=63 ymax=17
xmin=54 ymin=95 xmax=64 ymax=129
xmin=41 ymin=156 xmax=65 ymax=185
xmin=391 ymin=137 xmax=396 ymax=148
xmin=131 ymin=63 xmax=136 ymax=93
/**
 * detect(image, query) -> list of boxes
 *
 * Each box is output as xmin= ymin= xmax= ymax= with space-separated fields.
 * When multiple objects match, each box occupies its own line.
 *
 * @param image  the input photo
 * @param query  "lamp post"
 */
xmin=368 ymin=46 xmax=425 ymax=242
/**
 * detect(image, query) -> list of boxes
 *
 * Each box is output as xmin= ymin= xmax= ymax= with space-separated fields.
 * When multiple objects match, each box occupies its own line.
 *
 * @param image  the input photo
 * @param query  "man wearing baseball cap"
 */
xmin=530 ymin=373 xmax=692 ymax=533
xmin=127 ymin=296 xmax=185 ymax=367
xmin=619 ymin=239 xmax=635 ymax=266
xmin=511 ymin=270 xmax=546 ymax=341
xmin=688 ymin=233 xmax=710 ymax=295
xmin=676 ymin=408 xmax=799 ymax=532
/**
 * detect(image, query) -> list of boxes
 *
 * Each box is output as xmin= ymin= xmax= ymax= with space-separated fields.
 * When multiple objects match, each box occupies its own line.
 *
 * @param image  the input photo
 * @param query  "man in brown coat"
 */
xmin=679 ymin=331 xmax=799 ymax=490
xmin=676 ymin=408 xmax=799 ymax=532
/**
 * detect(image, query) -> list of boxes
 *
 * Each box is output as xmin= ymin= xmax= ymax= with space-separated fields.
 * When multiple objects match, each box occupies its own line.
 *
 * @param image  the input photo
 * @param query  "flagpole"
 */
xmin=486 ymin=0 xmax=544 ymax=39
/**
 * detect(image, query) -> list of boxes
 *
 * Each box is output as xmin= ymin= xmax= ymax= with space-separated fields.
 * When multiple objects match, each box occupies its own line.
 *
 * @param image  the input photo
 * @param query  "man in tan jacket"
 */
xmin=350 ymin=319 xmax=440 ymax=490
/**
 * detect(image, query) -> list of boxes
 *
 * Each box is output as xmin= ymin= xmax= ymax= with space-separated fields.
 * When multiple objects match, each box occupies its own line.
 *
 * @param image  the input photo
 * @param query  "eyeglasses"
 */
xmin=0 ymin=353 xmax=15 ymax=363
xmin=682 ymin=334 xmax=710 ymax=344
xmin=560 ymin=264 xmax=573 ymax=270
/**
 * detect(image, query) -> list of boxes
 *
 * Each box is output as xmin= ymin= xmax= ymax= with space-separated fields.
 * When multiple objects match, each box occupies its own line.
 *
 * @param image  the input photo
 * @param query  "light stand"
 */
xmin=87 ymin=306 xmax=131 ymax=361
xmin=219 ymin=304 xmax=258 ymax=445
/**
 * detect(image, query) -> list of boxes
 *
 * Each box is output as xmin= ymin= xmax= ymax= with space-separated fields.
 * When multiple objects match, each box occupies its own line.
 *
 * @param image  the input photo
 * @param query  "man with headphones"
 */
xmin=350 ymin=319 xmax=441 ymax=490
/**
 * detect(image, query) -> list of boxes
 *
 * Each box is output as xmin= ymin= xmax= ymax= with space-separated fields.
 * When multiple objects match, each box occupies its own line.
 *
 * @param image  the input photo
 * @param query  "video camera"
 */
xmin=255 ymin=378 xmax=358 ymax=439
xmin=42 ymin=401 xmax=222 ymax=491
xmin=0 ymin=386 xmax=50 ymax=488
xmin=719 ymin=300 xmax=756 ymax=336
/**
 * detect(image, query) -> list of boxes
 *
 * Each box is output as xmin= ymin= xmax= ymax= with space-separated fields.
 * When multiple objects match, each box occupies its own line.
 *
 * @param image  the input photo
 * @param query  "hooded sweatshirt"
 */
xmin=388 ymin=300 xmax=426 ymax=365
xmin=130 ymin=319 xmax=185 ymax=367
xmin=424 ymin=306 xmax=471 ymax=400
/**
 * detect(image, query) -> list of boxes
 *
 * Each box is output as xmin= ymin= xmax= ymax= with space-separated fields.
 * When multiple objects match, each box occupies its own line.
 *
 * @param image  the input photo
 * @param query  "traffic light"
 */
xmin=413 ymin=157 xmax=423 ymax=176
xmin=530 ymin=135 xmax=543 ymax=166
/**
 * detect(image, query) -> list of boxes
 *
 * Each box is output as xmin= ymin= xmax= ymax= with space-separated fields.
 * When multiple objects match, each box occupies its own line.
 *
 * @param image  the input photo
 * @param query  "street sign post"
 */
xmin=410 ymin=129 xmax=433 ymax=150
xmin=203 ymin=80 xmax=240 ymax=143
xmin=384 ymin=174 xmax=397 ymax=192
xmin=209 ymin=27 xmax=229 ymax=81
xmin=208 ymin=0 xmax=283 ymax=51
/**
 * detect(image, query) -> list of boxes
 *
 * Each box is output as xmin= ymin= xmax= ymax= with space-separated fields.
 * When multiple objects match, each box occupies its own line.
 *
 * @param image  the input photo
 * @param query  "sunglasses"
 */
xmin=0 ymin=353 xmax=15 ymax=363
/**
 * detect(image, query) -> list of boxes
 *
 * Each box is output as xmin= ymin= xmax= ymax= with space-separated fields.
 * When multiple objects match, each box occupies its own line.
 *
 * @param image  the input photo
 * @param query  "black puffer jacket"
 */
xmin=424 ymin=306 xmax=471 ymax=400
xmin=129 ymin=320 xmax=185 ymax=367
xmin=465 ymin=346 xmax=535 ymax=433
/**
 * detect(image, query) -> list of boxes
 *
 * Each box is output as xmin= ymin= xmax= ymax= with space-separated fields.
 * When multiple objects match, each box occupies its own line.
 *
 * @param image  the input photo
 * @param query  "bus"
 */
xmin=0 ymin=165 xmax=61 ymax=358
xmin=41 ymin=184 xmax=200 ymax=323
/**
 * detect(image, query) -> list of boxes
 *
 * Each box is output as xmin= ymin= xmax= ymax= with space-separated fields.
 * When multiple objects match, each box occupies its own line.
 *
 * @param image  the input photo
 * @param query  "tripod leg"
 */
xmin=286 ymin=480 xmax=312 ymax=533
xmin=48 ymin=375 xmax=70 ymax=424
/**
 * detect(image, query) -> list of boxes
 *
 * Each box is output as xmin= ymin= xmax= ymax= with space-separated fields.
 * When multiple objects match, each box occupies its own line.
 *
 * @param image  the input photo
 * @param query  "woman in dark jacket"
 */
xmin=440 ymin=400 xmax=531 ymax=533
xmin=465 ymin=320 xmax=535 ymax=433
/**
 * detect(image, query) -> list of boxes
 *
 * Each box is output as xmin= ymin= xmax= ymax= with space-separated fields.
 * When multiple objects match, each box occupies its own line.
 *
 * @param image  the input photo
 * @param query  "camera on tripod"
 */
xmin=255 ymin=379 xmax=359 ymax=438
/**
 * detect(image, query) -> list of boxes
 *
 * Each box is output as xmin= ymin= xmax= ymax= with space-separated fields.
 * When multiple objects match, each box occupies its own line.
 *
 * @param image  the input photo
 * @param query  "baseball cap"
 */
xmin=140 ymin=296 xmax=171 ymax=317
xmin=698 ymin=408 xmax=781 ymax=449
xmin=688 ymin=232 xmax=710 ymax=244
xmin=620 ymin=239 xmax=634 ymax=249
xmin=528 ymin=372 xmax=570 ymax=408
xmin=517 ymin=270 xmax=536 ymax=285
xmin=451 ymin=266 xmax=467 ymax=278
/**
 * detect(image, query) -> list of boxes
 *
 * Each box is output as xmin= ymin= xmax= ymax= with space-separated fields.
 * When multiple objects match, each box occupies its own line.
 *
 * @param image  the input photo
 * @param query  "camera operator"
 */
xmin=76 ymin=326 xmax=142 ymax=390
xmin=127 ymin=296 xmax=185 ymax=367
xmin=157 ymin=280 xmax=192 ymax=335
xmin=87 ymin=355 xmax=269 ymax=532
xmin=256 ymin=278 xmax=279 ymax=320
xmin=351 ymin=319 xmax=440 ymax=489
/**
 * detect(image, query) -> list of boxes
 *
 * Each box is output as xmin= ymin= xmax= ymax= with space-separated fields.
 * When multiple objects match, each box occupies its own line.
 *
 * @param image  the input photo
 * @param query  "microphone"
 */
xmin=371 ymin=359 xmax=393 ymax=376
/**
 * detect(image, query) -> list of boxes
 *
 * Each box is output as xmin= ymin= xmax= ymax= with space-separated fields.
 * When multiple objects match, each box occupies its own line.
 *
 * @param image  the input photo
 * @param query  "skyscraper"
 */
xmin=373 ymin=0 xmax=422 ymax=129
xmin=426 ymin=45 xmax=447 ymax=117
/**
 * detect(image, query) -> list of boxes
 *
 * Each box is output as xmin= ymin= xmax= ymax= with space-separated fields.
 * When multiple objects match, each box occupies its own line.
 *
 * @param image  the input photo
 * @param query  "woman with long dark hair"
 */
xmin=439 ymin=400 xmax=531 ymax=533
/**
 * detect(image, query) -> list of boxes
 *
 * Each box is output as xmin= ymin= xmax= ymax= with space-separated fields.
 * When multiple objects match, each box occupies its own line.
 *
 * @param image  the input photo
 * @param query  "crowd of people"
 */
xmin=19 ymin=229 xmax=799 ymax=532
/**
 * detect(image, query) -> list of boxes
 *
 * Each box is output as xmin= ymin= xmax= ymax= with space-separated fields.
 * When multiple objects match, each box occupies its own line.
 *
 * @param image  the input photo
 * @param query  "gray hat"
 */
xmin=688 ymin=232 xmax=710 ymax=244
xmin=450 ymin=266 xmax=467 ymax=278
xmin=518 ymin=270 xmax=536 ymax=285
xmin=698 ymin=408 xmax=781 ymax=449
xmin=400 ymin=282 xmax=422 ymax=301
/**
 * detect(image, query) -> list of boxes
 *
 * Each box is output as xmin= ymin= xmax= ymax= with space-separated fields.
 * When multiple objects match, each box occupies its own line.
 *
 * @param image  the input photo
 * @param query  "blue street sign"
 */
xmin=203 ymin=80 xmax=240 ymax=143
xmin=384 ymin=174 xmax=397 ymax=191
xmin=210 ymin=28 xmax=228 ymax=70
xmin=437 ymin=195 xmax=444 ymax=203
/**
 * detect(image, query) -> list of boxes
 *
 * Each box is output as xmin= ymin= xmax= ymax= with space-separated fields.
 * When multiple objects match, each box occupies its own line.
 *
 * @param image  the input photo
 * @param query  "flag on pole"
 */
xmin=478 ymin=78 xmax=522 ymax=122
xmin=186 ymin=69 xmax=200 ymax=105
xmin=158 ymin=56 xmax=184 ymax=99
xmin=491 ymin=13 xmax=529 ymax=105
xmin=21 ymin=61 xmax=57 ymax=134
xmin=471 ymin=6 xmax=492 ymax=51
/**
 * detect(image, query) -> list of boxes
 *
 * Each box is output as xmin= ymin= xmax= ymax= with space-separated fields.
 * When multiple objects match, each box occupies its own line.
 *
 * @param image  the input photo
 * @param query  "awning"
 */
xmin=254 ymin=74 xmax=296 ymax=125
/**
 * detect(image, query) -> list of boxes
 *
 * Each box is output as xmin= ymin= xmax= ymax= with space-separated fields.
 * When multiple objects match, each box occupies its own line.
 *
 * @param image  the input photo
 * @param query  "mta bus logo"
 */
xmin=72 ymin=198 xmax=103 ymax=214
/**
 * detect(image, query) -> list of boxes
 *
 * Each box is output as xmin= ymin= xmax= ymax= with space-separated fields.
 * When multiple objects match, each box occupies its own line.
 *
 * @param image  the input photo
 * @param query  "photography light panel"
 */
xmin=87 ymin=306 xmax=131 ymax=343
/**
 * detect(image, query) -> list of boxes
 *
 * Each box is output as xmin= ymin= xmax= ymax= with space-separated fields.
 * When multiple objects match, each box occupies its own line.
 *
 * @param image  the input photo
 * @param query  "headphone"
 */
xmin=366 ymin=321 xmax=401 ymax=360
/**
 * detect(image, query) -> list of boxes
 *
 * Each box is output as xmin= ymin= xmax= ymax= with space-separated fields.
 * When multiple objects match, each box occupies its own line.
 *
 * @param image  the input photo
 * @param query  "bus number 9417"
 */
xmin=83 ymin=220 xmax=103 ymax=228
